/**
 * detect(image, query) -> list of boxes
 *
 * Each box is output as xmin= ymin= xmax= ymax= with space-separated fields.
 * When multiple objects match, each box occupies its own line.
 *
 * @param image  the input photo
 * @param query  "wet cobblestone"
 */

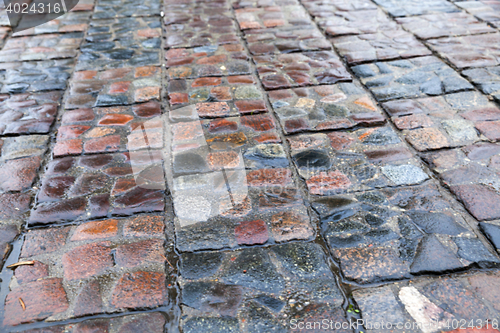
xmin=0 ymin=33 xmax=83 ymax=62
xmin=268 ymin=82 xmax=385 ymax=133
xmin=353 ymin=56 xmax=474 ymax=102
xmin=2 ymin=0 xmax=500 ymax=330
xmin=5 ymin=215 xmax=169 ymax=325
xmin=0 ymin=59 xmax=74 ymax=94
xmin=66 ymin=67 xmax=161 ymax=109
xmin=77 ymin=17 xmax=161 ymax=71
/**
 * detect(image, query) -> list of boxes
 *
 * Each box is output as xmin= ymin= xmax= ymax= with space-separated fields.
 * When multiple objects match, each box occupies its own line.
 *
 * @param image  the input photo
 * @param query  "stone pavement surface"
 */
xmin=1 ymin=0 xmax=500 ymax=332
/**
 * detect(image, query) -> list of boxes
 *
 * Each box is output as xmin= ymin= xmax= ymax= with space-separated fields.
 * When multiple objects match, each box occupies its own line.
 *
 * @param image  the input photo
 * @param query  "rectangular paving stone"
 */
xmin=178 ymin=242 xmax=347 ymax=331
xmin=0 ymin=135 xmax=48 ymax=193
xmin=165 ymin=43 xmax=251 ymax=80
xmin=423 ymin=142 xmax=500 ymax=221
xmin=0 ymin=136 xmax=48 ymax=227
xmin=12 ymin=12 xmax=91 ymax=37
xmin=0 ymin=91 xmax=62 ymax=135
xmin=54 ymin=101 xmax=162 ymax=157
xmin=76 ymin=17 xmax=161 ymax=71
xmin=244 ymin=25 xmax=332 ymax=55
xmin=29 ymin=153 xmax=165 ymax=225
xmin=331 ymin=29 xmax=432 ymax=65
xmin=268 ymin=82 xmax=385 ymax=134
xmin=167 ymin=107 xmax=314 ymax=251
xmin=254 ymin=51 xmax=352 ymax=90
xmin=65 ymin=67 xmax=161 ymax=109
xmin=396 ymin=12 xmax=495 ymax=40
xmin=165 ymin=14 xmax=241 ymax=49
xmin=288 ymin=125 xmax=430 ymax=195
xmin=316 ymin=9 xmax=398 ymax=37
xmin=301 ymin=0 xmax=377 ymax=18
xmin=0 ymin=59 xmax=74 ymax=94
xmin=354 ymin=272 xmax=500 ymax=330
xmin=382 ymin=91 xmax=500 ymax=151
xmin=12 ymin=313 xmax=168 ymax=333
xmin=93 ymin=0 xmax=161 ymax=18
xmin=3 ymin=215 xmax=169 ymax=326
xmin=372 ymin=0 xmax=460 ymax=17
xmin=235 ymin=5 xmax=312 ymax=30
xmin=314 ymin=184 xmax=500 ymax=284
xmin=167 ymin=74 xmax=268 ymax=113
xmin=353 ymin=56 xmax=474 ymax=102
xmin=0 ymin=33 xmax=83 ymax=62
xmin=463 ymin=66 xmax=500 ymax=102
xmin=427 ymin=33 xmax=500 ymax=69
xmin=455 ymin=0 xmax=500 ymax=28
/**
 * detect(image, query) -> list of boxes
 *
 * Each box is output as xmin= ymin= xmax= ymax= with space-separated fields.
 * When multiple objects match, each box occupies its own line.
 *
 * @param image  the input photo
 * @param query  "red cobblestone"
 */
xmin=111 ymin=271 xmax=167 ymax=309
xmin=4 ymin=278 xmax=69 ymax=326
xmin=62 ymin=242 xmax=114 ymax=280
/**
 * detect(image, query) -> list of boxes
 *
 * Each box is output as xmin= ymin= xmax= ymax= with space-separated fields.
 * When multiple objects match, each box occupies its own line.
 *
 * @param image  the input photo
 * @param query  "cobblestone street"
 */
xmin=0 ymin=0 xmax=500 ymax=331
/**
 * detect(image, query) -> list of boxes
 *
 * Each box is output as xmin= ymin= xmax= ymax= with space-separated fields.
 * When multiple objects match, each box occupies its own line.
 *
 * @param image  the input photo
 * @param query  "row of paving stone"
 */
xmin=1 ymin=0 xmax=500 ymax=331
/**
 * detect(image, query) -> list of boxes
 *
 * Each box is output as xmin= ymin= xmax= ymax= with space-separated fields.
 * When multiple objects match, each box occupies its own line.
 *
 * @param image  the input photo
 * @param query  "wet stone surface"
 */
xmin=232 ymin=0 xmax=300 ymax=9
xmin=396 ymin=12 xmax=495 ymax=40
xmin=164 ymin=13 xmax=241 ymax=49
xmin=316 ymin=9 xmax=398 ymax=37
xmin=12 ymin=12 xmax=91 ymax=37
xmin=167 ymin=74 xmax=266 ymax=112
xmin=235 ymin=5 xmax=312 ymax=30
xmin=165 ymin=43 xmax=251 ymax=80
xmin=169 ymin=107 xmax=283 ymax=173
xmin=0 ymin=33 xmax=83 ymax=63
xmin=301 ymin=0 xmax=377 ymax=18
xmin=0 ymin=136 xmax=48 ymax=209
xmin=354 ymin=271 xmax=500 ymax=328
xmin=0 ymin=59 xmax=74 ymax=94
xmin=179 ymin=242 xmax=347 ymax=331
xmin=29 ymin=153 xmax=165 ymax=225
xmin=423 ymin=142 xmax=500 ymax=221
xmin=372 ymin=0 xmax=460 ymax=17
xmin=77 ymin=17 xmax=161 ymax=71
xmin=93 ymin=0 xmax=161 ymax=18
xmin=0 ymin=91 xmax=62 ymax=135
xmin=427 ymin=33 xmax=500 ymax=69
xmin=54 ymin=101 xmax=163 ymax=157
xmin=455 ymin=0 xmax=500 ymax=29
xmin=164 ymin=0 xmax=232 ymax=24
xmin=381 ymin=91 xmax=499 ymax=151
xmin=3 ymin=215 xmax=169 ymax=326
xmin=66 ymin=67 xmax=161 ymax=109
xmin=2 ymin=0 xmax=500 ymax=329
xmin=244 ymin=25 xmax=332 ymax=55
xmin=168 ymin=107 xmax=314 ymax=251
xmin=353 ymin=56 xmax=474 ymax=102
xmin=462 ymin=66 xmax=500 ymax=103
xmin=254 ymin=51 xmax=352 ymax=90
xmin=14 ymin=312 xmax=169 ymax=333
xmin=314 ymin=184 xmax=500 ymax=284
xmin=288 ymin=126 xmax=429 ymax=195
xmin=331 ymin=29 xmax=432 ymax=65
xmin=268 ymin=82 xmax=385 ymax=134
